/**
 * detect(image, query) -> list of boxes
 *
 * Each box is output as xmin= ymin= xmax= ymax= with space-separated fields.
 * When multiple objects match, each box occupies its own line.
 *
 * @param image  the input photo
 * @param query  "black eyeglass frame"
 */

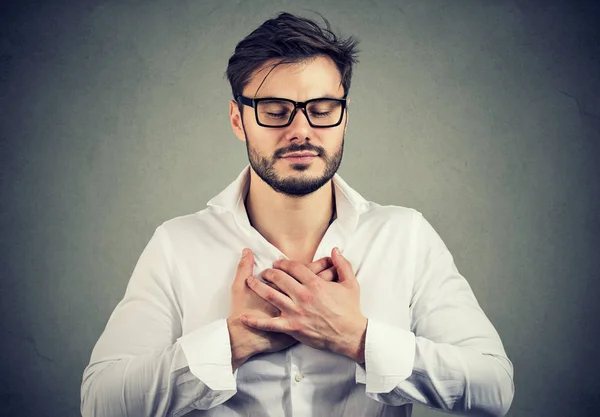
xmin=236 ymin=95 xmax=348 ymax=128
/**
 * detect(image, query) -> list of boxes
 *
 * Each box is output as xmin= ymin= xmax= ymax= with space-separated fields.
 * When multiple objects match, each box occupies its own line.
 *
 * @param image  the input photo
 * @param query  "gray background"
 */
xmin=1 ymin=0 xmax=599 ymax=416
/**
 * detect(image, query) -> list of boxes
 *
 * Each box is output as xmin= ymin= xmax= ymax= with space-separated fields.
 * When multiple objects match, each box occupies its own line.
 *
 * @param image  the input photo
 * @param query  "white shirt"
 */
xmin=81 ymin=166 xmax=514 ymax=417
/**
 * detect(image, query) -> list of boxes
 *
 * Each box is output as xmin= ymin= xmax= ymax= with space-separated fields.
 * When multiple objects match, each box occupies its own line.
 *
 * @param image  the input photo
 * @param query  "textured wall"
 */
xmin=1 ymin=1 xmax=599 ymax=416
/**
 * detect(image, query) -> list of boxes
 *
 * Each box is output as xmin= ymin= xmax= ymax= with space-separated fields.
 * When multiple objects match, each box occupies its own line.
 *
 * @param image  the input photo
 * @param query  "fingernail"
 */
xmin=334 ymin=247 xmax=341 ymax=256
xmin=242 ymin=248 xmax=249 ymax=257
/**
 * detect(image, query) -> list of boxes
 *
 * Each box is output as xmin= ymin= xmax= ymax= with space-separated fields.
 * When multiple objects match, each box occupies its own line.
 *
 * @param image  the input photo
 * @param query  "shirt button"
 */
xmin=294 ymin=373 xmax=304 ymax=382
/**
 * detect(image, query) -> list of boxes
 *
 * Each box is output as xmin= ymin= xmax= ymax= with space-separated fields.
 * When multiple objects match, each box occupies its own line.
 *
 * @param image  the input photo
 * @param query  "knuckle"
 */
xmin=273 ymin=259 xmax=288 ymax=271
xmin=287 ymin=260 xmax=301 ymax=272
xmin=265 ymin=290 xmax=278 ymax=303
xmin=298 ymin=291 xmax=314 ymax=303
xmin=308 ymin=279 xmax=322 ymax=291
xmin=268 ymin=270 xmax=281 ymax=282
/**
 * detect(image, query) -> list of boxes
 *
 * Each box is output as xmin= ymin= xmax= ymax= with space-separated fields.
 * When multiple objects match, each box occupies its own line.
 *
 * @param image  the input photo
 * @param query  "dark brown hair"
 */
xmin=225 ymin=12 xmax=359 ymax=99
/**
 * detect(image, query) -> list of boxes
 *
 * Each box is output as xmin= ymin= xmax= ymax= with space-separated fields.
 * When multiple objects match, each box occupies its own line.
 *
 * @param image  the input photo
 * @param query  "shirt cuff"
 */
xmin=177 ymin=318 xmax=237 ymax=391
xmin=355 ymin=319 xmax=416 ymax=393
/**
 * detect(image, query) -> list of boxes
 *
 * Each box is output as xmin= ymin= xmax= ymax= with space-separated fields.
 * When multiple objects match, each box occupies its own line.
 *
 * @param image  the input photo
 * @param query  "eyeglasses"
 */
xmin=236 ymin=95 xmax=347 ymax=128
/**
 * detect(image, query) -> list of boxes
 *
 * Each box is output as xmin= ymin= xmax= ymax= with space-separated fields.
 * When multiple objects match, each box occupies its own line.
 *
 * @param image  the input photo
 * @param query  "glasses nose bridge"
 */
xmin=289 ymin=101 xmax=311 ymax=126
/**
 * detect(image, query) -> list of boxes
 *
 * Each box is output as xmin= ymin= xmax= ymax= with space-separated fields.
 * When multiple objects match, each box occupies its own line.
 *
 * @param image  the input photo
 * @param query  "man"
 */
xmin=81 ymin=12 xmax=514 ymax=417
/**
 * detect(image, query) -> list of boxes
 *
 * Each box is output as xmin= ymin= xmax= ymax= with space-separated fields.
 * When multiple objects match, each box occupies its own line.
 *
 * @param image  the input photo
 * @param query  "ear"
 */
xmin=344 ymin=99 xmax=350 ymax=134
xmin=229 ymin=100 xmax=247 ymax=142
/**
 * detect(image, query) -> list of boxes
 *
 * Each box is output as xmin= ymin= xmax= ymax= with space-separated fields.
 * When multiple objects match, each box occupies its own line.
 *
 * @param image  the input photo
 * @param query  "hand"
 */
xmin=228 ymin=248 xmax=293 ymax=370
xmin=266 ymin=255 xmax=338 ymax=292
xmin=305 ymin=255 xmax=338 ymax=282
xmin=241 ymin=248 xmax=367 ymax=364
xmin=228 ymin=249 xmax=339 ymax=370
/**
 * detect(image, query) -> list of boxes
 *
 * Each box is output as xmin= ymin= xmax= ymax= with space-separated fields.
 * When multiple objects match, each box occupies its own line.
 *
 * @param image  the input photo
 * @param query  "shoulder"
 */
xmin=152 ymin=206 xmax=230 ymax=245
xmin=359 ymin=201 xmax=424 ymax=229
xmin=357 ymin=202 xmax=444 ymax=249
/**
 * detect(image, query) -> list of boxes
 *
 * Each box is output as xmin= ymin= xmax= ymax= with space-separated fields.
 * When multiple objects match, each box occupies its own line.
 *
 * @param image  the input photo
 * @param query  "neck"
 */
xmin=245 ymin=169 xmax=336 ymax=263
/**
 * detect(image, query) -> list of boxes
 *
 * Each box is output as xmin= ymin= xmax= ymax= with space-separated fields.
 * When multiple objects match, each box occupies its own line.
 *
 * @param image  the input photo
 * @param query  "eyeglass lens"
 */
xmin=257 ymin=99 xmax=343 ymax=126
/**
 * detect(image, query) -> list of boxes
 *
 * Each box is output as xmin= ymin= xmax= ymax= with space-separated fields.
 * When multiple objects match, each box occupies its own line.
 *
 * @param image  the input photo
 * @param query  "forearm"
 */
xmin=81 ymin=227 xmax=243 ymax=416
xmin=357 ymin=321 xmax=514 ymax=417
xmin=81 ymin=343 xmax=231 ymax=417
xmin=395 ymin=338 xmax=513 ymax=416
xmin=379 ymin=213 xmax=516 ymax=415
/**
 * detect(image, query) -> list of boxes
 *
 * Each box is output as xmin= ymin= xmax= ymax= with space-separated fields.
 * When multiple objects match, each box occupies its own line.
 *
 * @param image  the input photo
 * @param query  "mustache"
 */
xmin=274 ymin=143 xmax=324 ymax=158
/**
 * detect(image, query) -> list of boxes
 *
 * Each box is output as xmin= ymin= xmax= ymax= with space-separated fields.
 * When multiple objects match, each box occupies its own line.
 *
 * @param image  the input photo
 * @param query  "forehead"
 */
xmin=244 ymin=56 xmax=344 ymax=100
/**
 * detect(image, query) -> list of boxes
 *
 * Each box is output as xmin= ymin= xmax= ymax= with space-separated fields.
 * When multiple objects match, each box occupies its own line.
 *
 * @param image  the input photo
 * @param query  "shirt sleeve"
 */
xmin=356 ymin=212 xmax=515 ymax=417
xmin=80 ymin=226 xmax=236 ymax=417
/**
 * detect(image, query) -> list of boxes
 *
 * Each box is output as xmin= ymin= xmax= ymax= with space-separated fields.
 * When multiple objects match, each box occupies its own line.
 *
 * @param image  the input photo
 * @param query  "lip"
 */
xmin=281 ymin=154 xmax=318 ymax=163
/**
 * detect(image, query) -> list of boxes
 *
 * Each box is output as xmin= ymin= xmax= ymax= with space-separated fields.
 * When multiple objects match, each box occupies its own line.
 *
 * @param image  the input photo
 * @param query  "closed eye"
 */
xmin=266 ymin=112 xmax=289 ymax=119
xmin=309 ymin=111 xmax=332 ymax=118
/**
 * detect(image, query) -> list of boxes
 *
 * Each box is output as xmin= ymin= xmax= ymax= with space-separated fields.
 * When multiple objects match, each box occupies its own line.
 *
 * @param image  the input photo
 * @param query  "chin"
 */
xmin=287 ymin=163 xmax=313 ymax=172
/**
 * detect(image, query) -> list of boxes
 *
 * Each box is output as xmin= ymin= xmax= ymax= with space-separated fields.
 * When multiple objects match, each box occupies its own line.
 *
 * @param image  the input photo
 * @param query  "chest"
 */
xmin=175 ymin=224 xmax=415 ymax=335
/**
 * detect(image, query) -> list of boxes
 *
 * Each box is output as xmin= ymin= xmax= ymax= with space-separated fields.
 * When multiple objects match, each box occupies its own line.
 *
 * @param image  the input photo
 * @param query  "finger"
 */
xmin=241 ymin=315 xmax=290 ymax=333
xmin=262 ymin=280 xmax=296 ymax=296
xmin=246 ymin=276 xmax=297 ymax=312
xmin=272 ymin=259 xmax=317 ymax=285
xmin=233 ymin=248 xmax=254 ymax=290
xmin=261 ymin=268 xmax=305 ymax=299
xmin=316 ymin=265 xmax=338 ymax=282
xmin=264 ymin=280 xmax=284 ymax=292
xmin=305 ymin=256 xmax=333 ymax=275
xmin=331 ymin=247 xmax=356 ymax=286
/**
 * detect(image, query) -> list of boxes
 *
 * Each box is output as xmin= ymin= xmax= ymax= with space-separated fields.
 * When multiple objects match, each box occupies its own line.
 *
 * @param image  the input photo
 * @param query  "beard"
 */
xmin=244 ymin=131 xmax=344 ymax=198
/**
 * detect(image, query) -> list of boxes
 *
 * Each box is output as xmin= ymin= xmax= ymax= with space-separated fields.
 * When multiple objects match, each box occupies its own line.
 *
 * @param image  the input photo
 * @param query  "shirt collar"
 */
xmin=207 ymin=165 xmax=369 ymax=238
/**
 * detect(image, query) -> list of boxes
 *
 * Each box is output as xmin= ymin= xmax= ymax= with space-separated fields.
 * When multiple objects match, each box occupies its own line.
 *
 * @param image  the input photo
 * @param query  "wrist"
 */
xmin=227 ymin=316 xmax=267 ymax=370
xmin=334 ymin=316 xmax=367 ymax=364
xmin=228 ymin=316 xmax=254 ymax=370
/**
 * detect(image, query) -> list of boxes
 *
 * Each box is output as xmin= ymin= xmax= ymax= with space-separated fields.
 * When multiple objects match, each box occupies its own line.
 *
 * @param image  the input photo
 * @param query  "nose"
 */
xmin=286 ymin=107 xmax=312 ymax=139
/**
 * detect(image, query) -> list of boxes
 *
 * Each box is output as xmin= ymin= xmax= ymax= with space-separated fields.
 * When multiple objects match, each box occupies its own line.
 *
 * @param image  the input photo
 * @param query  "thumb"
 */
xmin=234 ymin=248 xmax=254 ymax=289
xmin=331 ymin=247 xmax=356 ymax=286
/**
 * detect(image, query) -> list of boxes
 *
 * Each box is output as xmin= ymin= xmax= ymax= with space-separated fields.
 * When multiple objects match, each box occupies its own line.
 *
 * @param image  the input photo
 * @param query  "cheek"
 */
xmin=321 ymin=129 xmax=344 ymax=148
xmin=245 ymin=126 xmax=282 ymax=153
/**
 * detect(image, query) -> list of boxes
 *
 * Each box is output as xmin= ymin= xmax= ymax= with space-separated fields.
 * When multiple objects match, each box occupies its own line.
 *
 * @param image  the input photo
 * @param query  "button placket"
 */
xmin=290 ymin=350 xmax=303 ymax=384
